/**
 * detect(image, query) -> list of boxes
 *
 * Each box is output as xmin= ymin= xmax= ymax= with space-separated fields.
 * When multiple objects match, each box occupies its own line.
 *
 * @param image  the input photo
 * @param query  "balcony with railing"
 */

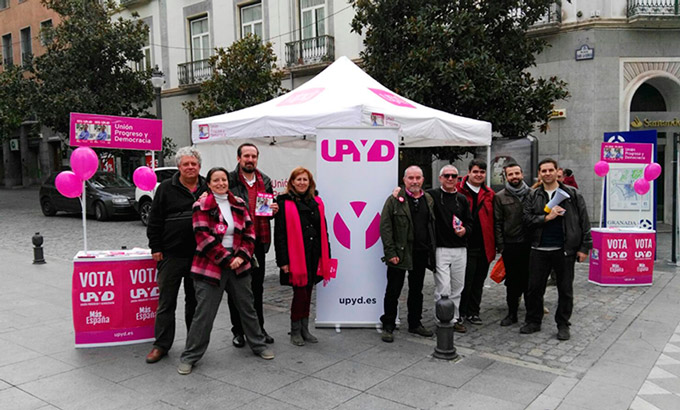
xmin=285 ymin=35 xmax=335 ymax=68
xmin=21 ymin=52 xmax=33 ymax=68
xmin=529 ymin=2 xmax=562 ymax=33
xmin=628 ymin=0 xmax=680 ymax=26
xmin=629 ymin=0 xmax=679 ymax=16
xmin=2 ymin=56 xmax=13 ymax=67
xmin=178 ymin=59 xmax=211 ymax=86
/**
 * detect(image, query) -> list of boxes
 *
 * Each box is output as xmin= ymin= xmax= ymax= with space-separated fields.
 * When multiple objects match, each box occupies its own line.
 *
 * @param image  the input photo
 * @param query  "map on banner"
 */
xmin=608 ymin=167 xmax=649 ymax=211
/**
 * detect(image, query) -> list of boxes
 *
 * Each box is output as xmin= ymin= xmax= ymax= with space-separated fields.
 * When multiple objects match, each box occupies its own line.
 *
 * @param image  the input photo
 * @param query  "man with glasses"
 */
xmin=427 ymin=165 xmax=472 ymax=333
xmin=379 ymin=166 xmax=436 ymax=342
xmin=457 ymin=159 xmax=495 ymax=326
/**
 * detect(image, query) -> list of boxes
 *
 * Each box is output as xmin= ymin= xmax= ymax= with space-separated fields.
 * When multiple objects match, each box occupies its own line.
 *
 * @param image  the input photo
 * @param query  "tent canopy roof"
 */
xmin=192 ymin=56 xmax=492 ymax=147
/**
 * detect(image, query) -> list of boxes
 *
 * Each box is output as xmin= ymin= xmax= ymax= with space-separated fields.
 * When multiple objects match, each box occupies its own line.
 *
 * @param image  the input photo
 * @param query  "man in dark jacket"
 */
xmin=456 ymin=159 xmax=495 ymax=326
xmin=145 ymin=147 xmax=208 ymax=364
xmin=493 ymin=163 xmax=531 ymax=327
xmin=520 ymin=158 xmax=592 ymax=341
xmin=227 ymin=143 xmax=278 ymax=346
xmin=428 ymin=165 xmax=472 ymax=333
xmin=379 ymin=165 xmax=436 ymax=343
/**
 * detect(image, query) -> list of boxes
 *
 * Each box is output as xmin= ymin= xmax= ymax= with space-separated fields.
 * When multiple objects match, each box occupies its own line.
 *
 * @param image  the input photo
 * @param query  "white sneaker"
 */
xmin=177 ymin=362 xmax=193 ymax=375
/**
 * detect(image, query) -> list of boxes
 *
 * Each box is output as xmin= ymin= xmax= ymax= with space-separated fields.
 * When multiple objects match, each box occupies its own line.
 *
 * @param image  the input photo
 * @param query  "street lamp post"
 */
xmin=150 ymin=65 xmax=165 ymax=167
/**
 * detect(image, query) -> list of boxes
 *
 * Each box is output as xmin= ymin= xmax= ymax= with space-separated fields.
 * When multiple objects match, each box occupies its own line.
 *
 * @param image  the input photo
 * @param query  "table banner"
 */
xmin=70 ymin=113 xmax=162 ymax=151
xmin=589 ymin=228 xmax=655 ymax=286
xmin=315 ymin=127 xmax=398 ymax=327
xmin=72 ymin=254 xmax=158 ymax=347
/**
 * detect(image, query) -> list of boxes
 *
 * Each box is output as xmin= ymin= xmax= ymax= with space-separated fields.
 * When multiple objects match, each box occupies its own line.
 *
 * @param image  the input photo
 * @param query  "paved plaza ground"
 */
xmin=1 ymin=187 xmax=680 ymax=409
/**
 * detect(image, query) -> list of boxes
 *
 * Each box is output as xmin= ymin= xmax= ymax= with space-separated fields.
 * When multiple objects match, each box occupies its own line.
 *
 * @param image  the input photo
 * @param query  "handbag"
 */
xmin=490 ymin=257 xmax=506 ymax=283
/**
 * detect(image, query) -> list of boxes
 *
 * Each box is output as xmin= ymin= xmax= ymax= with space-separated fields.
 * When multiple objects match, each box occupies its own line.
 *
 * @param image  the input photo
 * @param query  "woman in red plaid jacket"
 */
xmin=177 ymin=167 xmax=274 ymax=376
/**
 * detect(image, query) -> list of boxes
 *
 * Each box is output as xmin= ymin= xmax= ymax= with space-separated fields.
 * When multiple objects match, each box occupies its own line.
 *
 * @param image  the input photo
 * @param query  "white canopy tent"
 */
xmin=191 ymin=56 xmax=492 ymax=189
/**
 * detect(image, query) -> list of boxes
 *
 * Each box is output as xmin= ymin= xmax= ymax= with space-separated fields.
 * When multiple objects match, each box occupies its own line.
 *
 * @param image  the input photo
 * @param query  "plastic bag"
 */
xmin=490 ymin=257 xmax=506 ymax=283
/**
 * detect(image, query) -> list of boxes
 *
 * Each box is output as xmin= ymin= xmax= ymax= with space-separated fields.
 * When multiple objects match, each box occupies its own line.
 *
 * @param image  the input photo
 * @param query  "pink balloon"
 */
xmin=70 ymin=147 xmax=99 ymax=180
xmin=133 ymin=166 xmax=157 ymax=191
xmin=644 ymin=162 xmax=662 ymax=181
xmin=55 ymin=171 xmax=83 ymax=198
xmin=634 ymin=178 xmax=650 ymax=196
xmin=593 ymin=161 xmax=610 ymax=177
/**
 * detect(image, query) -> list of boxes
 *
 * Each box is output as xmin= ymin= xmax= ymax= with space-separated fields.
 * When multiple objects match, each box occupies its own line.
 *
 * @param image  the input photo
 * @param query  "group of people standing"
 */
xmin=379 ymin=158 xmax=592 ymax=343
xmin=144 ymin=144 xmax=331 ymax=375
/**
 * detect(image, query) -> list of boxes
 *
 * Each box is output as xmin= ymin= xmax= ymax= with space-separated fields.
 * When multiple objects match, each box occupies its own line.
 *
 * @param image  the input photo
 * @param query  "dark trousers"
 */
xmin=153 ymin=256 xmax=197 ymax=352
xmin=502 ymin=242 xmax=531 ymax=316
xmin=524 ymin=249 xmax=575 ymax=327
xmin=380 ymin=251 xmax=427 ymax=330
xmin=228 ymin=241 xmax=266 ymax=336
xmin=291 ymin=285 xmax=314 ymax=321
xmin=460 ymin=248 xmax=489 ymax=318
xmin=180 ymin=269 xmax=266 ymax=365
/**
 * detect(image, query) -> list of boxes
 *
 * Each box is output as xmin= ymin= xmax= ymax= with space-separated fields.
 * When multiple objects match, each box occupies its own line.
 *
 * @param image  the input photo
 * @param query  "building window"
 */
xmin=20 ymin=27 xmax=32 ymax=67
xmin=2 ymin=33 xmax=12 ymax=67
xmin=136 ymin=26 xmax=151 ymax=71
xmin=0 ymin=0 xmax=8 ymax=10
xmin=301 ymin=0 xmax=325 ymax=41
xmin=190 ymin=16 xmax=210 ymax=63
xmin=241 ymin=3 xmax=263 ymax=39
xmin=40 ymin=19 xmax=53 ymax=46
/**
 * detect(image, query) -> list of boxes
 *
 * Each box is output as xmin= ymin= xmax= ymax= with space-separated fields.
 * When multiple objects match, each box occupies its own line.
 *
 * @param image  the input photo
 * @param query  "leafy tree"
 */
xmin=0 ymin=65 xmax=37 ymax=142
xmin=33 ymin=0 xmax=153 ymax=135
xmin=183 ymin=35 xmax=286 ymax=119
xmin=351 ymin=0 xmax=569 ymax=141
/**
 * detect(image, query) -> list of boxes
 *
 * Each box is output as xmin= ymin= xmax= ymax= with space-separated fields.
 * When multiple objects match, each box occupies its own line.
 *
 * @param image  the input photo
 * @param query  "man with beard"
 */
xmin=493 ymin=163 xmax=531 ymax=326
xmin=521 ymin=158 xmax=592 ymax=341
xmin=227 ymin=143 xmax=278 ymax=346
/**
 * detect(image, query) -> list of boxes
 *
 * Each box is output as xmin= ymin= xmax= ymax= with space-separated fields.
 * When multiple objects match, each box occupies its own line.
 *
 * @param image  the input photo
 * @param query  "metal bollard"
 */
xmin=433 ymin=295 xmax=459 ymax=360
xmin=32 ymin=232 xmax=46 ymax=265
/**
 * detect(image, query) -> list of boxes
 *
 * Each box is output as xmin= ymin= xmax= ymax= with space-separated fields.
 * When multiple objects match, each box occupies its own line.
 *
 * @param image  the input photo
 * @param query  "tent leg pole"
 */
xmin=486 ymin=145 xmax=491 ymax=186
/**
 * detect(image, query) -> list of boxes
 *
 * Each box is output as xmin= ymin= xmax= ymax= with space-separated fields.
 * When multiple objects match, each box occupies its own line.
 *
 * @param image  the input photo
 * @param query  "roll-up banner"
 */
xmin=315 ymin=127 xmax=399 ymax=327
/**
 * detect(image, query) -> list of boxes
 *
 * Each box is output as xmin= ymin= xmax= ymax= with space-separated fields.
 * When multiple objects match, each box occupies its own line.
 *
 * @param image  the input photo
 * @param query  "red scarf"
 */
xmin=284 ymin=196 xmax=333 ymax=286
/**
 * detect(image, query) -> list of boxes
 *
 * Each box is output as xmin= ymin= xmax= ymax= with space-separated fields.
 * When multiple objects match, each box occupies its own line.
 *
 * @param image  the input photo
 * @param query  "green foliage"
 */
xmin=0 ymin=65 xmax=37 ymax=142
xmin=161 ymin=136 xmax=177 ymax=161
xmin=351 ymin=0 xmax=569 ymax=140
xmin=33 ymin=0 xmax=154 ymax=135
xmin=183 ymin=35 xmax=286 ymax=119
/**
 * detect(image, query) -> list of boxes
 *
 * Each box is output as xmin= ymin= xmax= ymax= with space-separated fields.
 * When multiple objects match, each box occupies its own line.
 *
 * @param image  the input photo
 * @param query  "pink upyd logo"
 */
xmin=321 ymin=139 xmax=395 ymax=162
xmin=368 ymin=88 xmax=416 ymax=108
xmin=277 ymin=87 xmax=325 ymax=106
xmin=333 ymin=201 xmax=381 ymax=250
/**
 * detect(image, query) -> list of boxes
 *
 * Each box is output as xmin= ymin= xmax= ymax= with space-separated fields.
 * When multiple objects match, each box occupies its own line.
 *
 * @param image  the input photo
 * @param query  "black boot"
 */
xmin=300 ymin=317 xmax=318 ymax=343
xmin=290 ymin=320 xmax=305 ymax=346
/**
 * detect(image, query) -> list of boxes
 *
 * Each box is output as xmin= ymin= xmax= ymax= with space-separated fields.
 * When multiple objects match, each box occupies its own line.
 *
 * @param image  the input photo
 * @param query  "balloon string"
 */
xmin=81 ymin=181 xmax=88 ymax=254
xmin=600 ymin=176 xmax=605 ymax=228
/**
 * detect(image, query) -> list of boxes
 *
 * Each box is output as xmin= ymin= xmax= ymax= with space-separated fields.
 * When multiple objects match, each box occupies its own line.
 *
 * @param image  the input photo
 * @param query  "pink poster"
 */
xmin=589 ymin=229 xmax=654 ymax=286
xmin=72 ymin=257 xmax=158 ymax=347
xmin=70 ymin=113 xmax=162 ymax=151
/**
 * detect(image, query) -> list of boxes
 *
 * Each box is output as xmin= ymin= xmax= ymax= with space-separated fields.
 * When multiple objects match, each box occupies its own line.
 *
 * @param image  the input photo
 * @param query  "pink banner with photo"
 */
xmin=600 ymin=142 xmax=652 ymax=164
xmin=70 ymin=113 xmax=162 ymax=151
xmin=72 ymin=257 xmax=158 ymax=347
xmin=589 ymin=228 xmax=654 ymax=286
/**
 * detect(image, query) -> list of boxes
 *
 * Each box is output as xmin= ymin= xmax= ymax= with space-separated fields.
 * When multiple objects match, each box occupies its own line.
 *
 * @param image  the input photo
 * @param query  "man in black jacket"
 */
xmin=227 ymin=143 xmax=278 ymax=346
xmin=145 ymin=147 xmax=208 ymax=363
xmin=427 ymin=165 xmax=472 ymax=333
xmin=493 ymin=163 xmax=531 ymax=327
xmin=520 ymin=158 xmax=592 ymax=341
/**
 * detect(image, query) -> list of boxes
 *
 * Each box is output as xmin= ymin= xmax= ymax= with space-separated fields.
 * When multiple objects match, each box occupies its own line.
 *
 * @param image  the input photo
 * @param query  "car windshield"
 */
xmin=90 ymin=173 xmax=133 ymax=189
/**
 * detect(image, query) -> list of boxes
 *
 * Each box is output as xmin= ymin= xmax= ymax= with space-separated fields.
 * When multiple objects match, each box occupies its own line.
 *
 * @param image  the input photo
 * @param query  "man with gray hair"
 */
xmin=427 ymin=165 xmax=472 ymax=333
xmin=379 ymin=165 xmax=436 ymax=342
xmin=145 ymin=146 xmax=208 ymax=364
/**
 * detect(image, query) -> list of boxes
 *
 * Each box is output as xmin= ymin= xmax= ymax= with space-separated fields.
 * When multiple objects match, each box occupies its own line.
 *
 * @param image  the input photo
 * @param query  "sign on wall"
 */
xmin=315 ymin=127 xmax=398 ymax=327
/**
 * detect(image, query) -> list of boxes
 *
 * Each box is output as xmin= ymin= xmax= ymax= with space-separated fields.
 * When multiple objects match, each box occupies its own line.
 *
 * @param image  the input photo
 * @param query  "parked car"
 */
xmin=40 ymin=172 xmax=137 ymax=221
xmin=134 ymin=166 xmax=178 ymax=226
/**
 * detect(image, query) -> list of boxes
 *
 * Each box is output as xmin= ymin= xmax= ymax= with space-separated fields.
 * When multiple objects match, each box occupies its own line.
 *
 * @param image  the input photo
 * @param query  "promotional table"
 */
xmin=72 ymin=249 xmax=158 ymax=347
xmin=588 ymin=228 xmax=655 ymax=286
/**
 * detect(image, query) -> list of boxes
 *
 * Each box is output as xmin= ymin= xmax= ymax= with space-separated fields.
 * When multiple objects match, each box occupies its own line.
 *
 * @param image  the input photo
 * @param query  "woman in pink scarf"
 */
xmin=274 ymin=167 xmax=332 ymax=346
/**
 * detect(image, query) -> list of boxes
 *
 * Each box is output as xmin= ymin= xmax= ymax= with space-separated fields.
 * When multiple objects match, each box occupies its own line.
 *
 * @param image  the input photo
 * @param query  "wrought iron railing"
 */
xmin=285 ymin=35 xmax=335 ymax=68
xmin=628 ymin=0 xmax=680 ymax=16
xmin=2 ymin=56 xmax=13 ymax=67
xmin=177 ymin=59 xmax=211 ymax=86
xmin=533 ymin=2 xmax=562 ymax=26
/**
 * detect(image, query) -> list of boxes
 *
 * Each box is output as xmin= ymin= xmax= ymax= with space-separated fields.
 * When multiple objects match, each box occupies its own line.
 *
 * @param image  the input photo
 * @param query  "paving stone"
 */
xmin=268 ymin=376 xmax=360 ymax=410
xmin=0 ymin=387 xmax=48 ymax=410
xmin=313 ymin=359 xmax=394 ymax=391
xmin=0 ymin=356 xmax=74 ymax=386
xmin=334 ymin=393 xmax=415 ymax=410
